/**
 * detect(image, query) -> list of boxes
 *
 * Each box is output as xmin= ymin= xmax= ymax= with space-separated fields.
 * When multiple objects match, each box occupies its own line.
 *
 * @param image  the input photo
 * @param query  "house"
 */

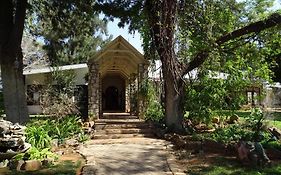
xmin=24 ymin=36 xmax=148 ymax=118
xmin=23 ymin=36 xmax=281 ymax=117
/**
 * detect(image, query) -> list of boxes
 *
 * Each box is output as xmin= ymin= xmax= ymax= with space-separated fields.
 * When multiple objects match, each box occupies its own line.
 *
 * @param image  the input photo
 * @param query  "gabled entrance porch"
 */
xmin=87 ymin=36 xmax=148 ymax=119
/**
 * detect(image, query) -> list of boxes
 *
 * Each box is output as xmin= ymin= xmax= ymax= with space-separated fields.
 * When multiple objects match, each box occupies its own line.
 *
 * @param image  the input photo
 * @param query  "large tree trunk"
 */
xmin=164 ymin=72 xmax=184 ymax=132
xmin=0 ymin=0 xmax=29 ymax=124
xmin=1 ymin=55 xmax=28 ymax=124
xmin=146 ymin=0 xmax=184 ymax=131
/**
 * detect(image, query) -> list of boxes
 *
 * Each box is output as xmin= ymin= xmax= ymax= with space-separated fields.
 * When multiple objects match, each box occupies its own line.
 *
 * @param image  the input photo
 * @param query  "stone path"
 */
xmin=79 ymin=138 xmax=184 ymax=175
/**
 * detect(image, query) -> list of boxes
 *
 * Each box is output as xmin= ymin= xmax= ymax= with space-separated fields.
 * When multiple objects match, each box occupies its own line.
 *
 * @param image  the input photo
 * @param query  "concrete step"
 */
xmin=95 ymin=122 xmax=151 ymax=130
xmin=95 ymin=119 xmax=146 ymax=124
xmin=92 ymin=133 xmax=155 ymax=139
xmin=96 ymin=128 xmax=153 ymax=134
xmin=100 ymin=115 xmax=138 ymax=120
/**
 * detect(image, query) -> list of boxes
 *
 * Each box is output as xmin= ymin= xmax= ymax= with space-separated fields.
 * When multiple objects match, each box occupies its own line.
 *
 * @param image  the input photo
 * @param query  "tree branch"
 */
xmin=182 ymin=13 xmax=281 ymax=76
xmin=216 ymin=13 xmax=281 ymax=45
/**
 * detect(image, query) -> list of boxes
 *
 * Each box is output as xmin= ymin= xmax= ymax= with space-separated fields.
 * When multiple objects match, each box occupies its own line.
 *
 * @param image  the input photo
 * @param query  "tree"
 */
xmin=27 ymin=0 xmax=111 ymax=66
xmin=0 ymin=0 xmax=29 ymax=123
xmin=96 ymin=0 xmax=281 ymax=132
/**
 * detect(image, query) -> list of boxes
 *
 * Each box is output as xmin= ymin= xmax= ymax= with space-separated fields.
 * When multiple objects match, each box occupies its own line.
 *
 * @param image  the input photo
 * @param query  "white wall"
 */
xmin=25 ymin=67 xmax=89 ymax=114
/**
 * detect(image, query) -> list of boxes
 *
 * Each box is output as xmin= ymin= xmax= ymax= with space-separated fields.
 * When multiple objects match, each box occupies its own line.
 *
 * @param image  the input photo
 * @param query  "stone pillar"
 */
xmin=138 ymin=63 xmax=145 ymax=118
xmin=129 ymin=74 xmax=137 ymax=115
xmin=125 ymin=79 xmax=130 ymax=113
xmin=88 ymin=62 xmax=100 ymax=119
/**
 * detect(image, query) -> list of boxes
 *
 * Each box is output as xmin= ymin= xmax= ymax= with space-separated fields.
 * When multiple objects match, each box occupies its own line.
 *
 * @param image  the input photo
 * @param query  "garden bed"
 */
xmin=166 ymin=133 xmax=281 ymax=174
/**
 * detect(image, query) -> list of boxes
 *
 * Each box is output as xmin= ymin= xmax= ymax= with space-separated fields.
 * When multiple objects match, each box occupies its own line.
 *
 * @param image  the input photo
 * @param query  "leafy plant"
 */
xmin=144 ymin=81 xmax=164 ymax=123
xmin=145 ymin=100 xmax=164 ymax=122
xmin=26 ymin=116 xmax=84 ymax=146
xmin=244 ymin=107 xmax=267 ymax=141
xmin=13 ymin=147 xmax=58 ymax=161
xmin=48 ymin=116 xmax=83 ymax=143
xmin=77 ymin=133 xmax=90 ymax=143
xmin=25 ymin=124 xmax=52 ymax=150
xmin=209 ymin=124 xmax=254 ymax=144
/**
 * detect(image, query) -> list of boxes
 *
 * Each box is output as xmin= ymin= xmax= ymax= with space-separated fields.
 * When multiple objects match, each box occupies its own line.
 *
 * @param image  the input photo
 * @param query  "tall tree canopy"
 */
xmin=95 ymin=0 xmax=281 ymax=132
xmin=27 ymin=0 xmax=111 ymax=66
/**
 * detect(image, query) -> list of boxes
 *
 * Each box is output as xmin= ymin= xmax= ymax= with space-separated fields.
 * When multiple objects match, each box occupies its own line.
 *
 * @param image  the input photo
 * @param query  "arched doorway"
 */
xmin=102 ymin=74 xmax=125 ymax=112
xmin=105 ymin=86 xmax=119 ymax=110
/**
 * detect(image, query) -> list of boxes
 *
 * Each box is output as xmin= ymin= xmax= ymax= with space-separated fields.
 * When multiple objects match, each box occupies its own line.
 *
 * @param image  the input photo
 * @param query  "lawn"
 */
xmin=183 ymin=154 xmax=281 ymax=175
xmin=216 ymin=110 xmax=281 ymax=130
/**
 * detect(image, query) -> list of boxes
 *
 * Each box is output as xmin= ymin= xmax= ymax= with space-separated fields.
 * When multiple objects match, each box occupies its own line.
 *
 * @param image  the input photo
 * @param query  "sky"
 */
xmin=107 ymin=19 xmax=143 ymax=53
xmin=106 ymin=0 xmax=280 ymax=54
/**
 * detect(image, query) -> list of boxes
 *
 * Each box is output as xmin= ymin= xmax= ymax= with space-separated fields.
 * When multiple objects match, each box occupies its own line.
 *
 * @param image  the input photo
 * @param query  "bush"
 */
xmin=13 ymin=147 xmax=58 ymax=161
xmin=209 ymin=124 xmax=254 ymax=144
xmin=143 ymin=81 xmax=164 ymax=123
xmin=40 ymin=70 xmax=79 ymax=117
xmin=26 ymin=115 xmax=84 ymax=147
xmin=48 ymin=116 xmax=83 ymax=143
xmin=25 ymin=124 xmax=52 ymax=150
xmin=145 ymin=100 xmax=164 ymax=122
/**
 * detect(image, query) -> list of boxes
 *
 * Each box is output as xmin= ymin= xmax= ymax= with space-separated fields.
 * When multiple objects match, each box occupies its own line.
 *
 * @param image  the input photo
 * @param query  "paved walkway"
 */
xmin=79 ymin=138 xmax=183 ymax=175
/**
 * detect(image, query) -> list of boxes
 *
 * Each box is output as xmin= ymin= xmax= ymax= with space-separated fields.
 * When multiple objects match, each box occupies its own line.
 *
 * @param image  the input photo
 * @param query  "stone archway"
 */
xmin=88 ymin=36 xmax=148 ymax=119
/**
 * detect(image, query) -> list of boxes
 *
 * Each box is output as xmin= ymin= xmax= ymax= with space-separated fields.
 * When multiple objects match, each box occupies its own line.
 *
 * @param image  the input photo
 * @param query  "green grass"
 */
xmin=267 ymin=120 xmax=281 ymax=130
xmin=186 ymin=157 xmax=281 ymax=175
xmin=215 ymin=110 xmax=281 ymax=130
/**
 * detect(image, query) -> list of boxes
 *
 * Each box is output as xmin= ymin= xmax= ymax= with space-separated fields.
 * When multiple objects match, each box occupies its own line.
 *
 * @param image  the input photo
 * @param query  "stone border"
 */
xmin=165 ymin=142 xmax=186 ymax=175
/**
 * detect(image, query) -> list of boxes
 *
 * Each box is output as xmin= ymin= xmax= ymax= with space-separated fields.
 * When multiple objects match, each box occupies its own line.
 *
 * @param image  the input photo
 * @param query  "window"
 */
xmin=27 ymin=85 xmax=43 ymax=105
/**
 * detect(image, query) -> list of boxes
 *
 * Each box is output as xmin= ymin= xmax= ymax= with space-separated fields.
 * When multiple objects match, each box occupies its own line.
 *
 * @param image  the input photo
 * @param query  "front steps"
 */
xmin=93 ymin=113 xmax=154 ymax=139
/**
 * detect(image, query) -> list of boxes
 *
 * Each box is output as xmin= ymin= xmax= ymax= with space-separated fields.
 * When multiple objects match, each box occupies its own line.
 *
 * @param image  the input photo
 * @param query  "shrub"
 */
xmin=13 ymin=147 xmax=57 ymax=161
xmin=26 ymin=116 xmax=84 ymax=147
xmin=145 ymin=100 xmax=164 ymax=122
xmin=209 ymin=124 xmax=254 ymax=144
xmin=25 ymin=124 xmax=52 ymax=150
xmin=48 ymin=116 xmax=83 ymax=143
xmin=144 ymin=81 xmax=164 ymax=123
xmin=40 ymin=70 xmax=79 ymax=117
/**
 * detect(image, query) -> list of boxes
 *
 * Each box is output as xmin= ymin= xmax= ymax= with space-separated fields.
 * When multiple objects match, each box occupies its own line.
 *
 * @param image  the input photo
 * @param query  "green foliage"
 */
xmin=244 ymin=108 xmax=266 ymax=138
xmin=262 ymin=140 xmax=281 ymax=150
xmin=144 ymin=81 xmax=164 ymax=122
xmin=184 ymin=74 xmax=247 ymax=124
xmin=209 ymin=124 xmax=255 ymax=144
xmin=77 ymin=133 xmax=90 ymax=143
xmin=26 ymin=116 xmax=84 ymax=147
xmin=48 ymin=116 xmax=83 ymax=143
xmin=27 ymin=0 xmax=111 ymax=65
xmin=25 ymin=124 xmax=52 ymax=150
xmin=145 ymin=100 xmax=164 ymax=122
xmin=13 ymin=147 xmax=58 ymax=161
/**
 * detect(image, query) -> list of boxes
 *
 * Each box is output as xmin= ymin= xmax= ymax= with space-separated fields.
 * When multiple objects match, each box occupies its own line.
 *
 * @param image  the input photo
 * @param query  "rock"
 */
xmin=55 ymin=150 xmax=64 ymax=155
xmin=212 ymin=117 xmax=220 ymax=124
xmin=227 ymin=114 xmax=239 ymax=124
xmin=65 ymin=139 xmax=79 ymax=147
xmin=0 ymin=120 xmax=29 ymax=161
xmin=23 ymin=160 xmax=42 ymax=171
xmin=268 ymin=127 xmax=281 ymax=140
xmin=51 ymin=139 xmax=59 ymax=148
xmin=0 ymin=159 xmax=9 ymax=168
xmin=41 ymin=158 xmax=54 ymax=167
xmin=8 ymin=160 xmax=25 ymax=171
